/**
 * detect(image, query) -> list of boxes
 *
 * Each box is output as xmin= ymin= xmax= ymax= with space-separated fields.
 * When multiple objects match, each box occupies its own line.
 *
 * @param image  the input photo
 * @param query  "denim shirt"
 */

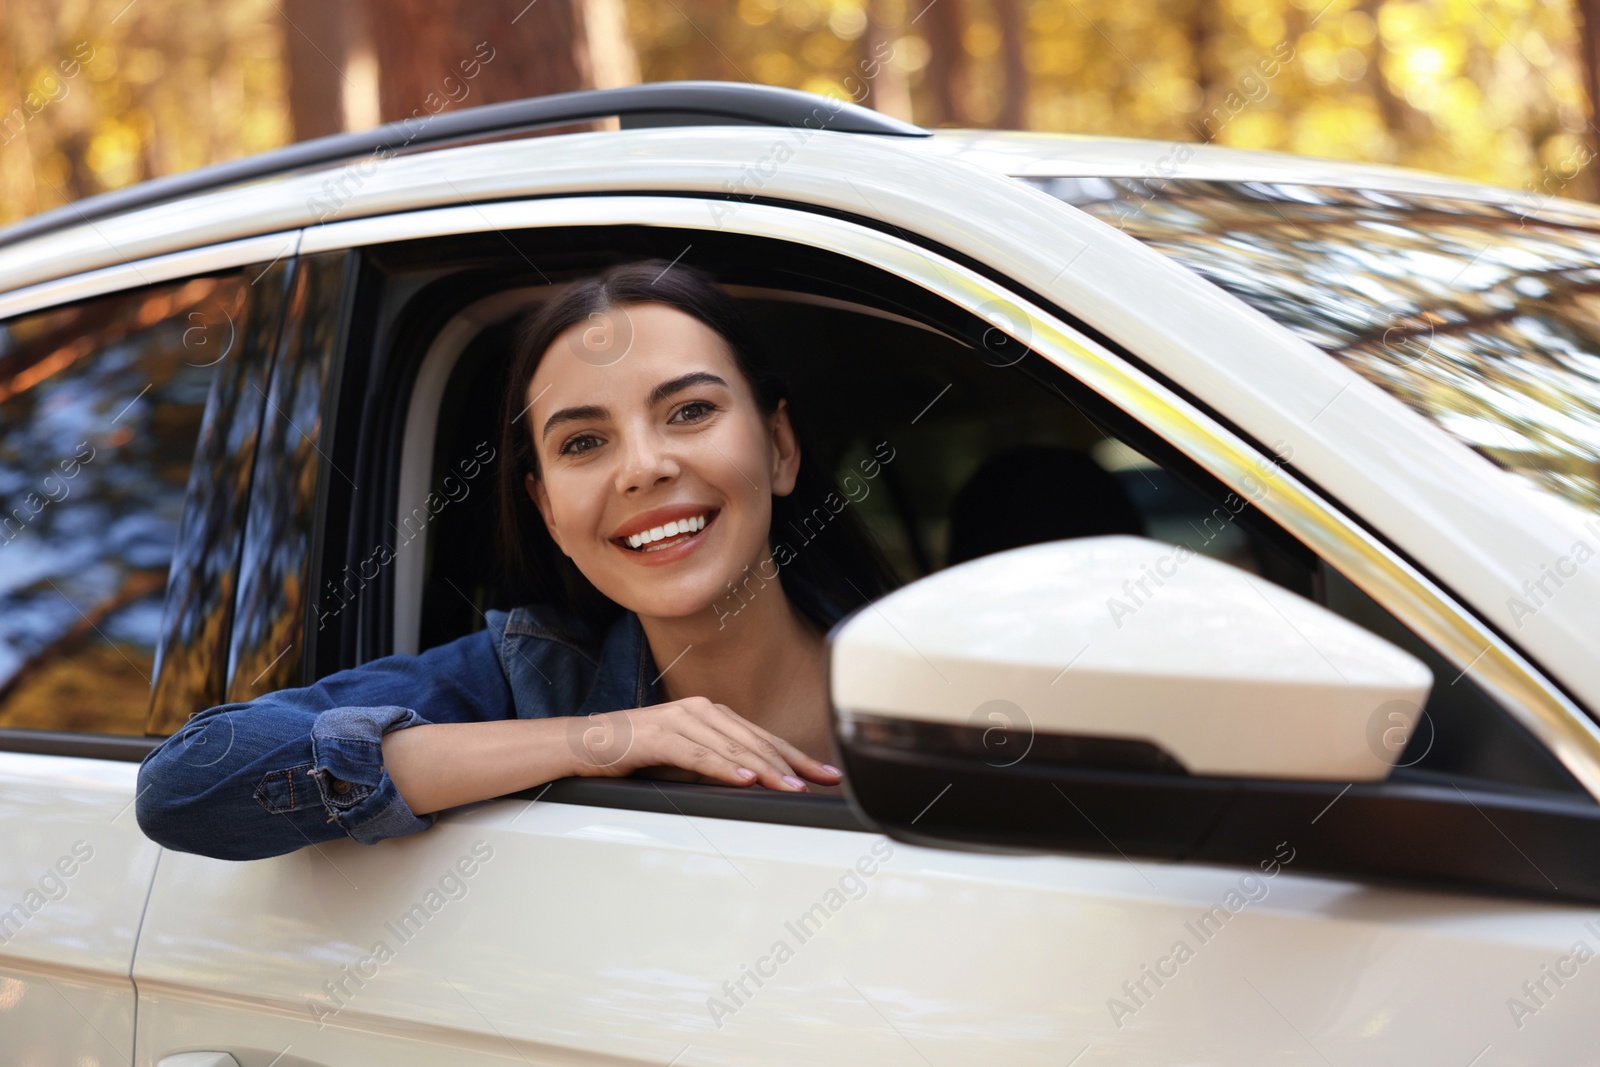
xmin=136 ymin=604 xmax=672 ymax=861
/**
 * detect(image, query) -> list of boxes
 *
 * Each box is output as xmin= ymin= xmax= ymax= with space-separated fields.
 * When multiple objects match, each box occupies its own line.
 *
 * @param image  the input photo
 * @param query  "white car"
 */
xmin=2 ymin=81 xmax=1598 ymax=1065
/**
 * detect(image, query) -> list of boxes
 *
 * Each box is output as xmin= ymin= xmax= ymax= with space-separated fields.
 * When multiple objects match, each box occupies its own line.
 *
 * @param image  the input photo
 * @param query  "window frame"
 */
xmin=281 ymin=196 xmax=1600 ymax=899
xmin=301 ymin=192 xmax=1600 ymax=801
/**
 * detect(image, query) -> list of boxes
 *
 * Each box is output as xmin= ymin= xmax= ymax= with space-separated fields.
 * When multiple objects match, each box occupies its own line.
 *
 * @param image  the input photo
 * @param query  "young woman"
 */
xmin=135 ymin=259 xmax=898 ymax=861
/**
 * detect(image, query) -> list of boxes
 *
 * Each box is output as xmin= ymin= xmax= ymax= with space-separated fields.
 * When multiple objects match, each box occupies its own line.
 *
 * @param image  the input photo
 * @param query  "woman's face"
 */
xmin=524 ymin=302 xmax=799 ymax=621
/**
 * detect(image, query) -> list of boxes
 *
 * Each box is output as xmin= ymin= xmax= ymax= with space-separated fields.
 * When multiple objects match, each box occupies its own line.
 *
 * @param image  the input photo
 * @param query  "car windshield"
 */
xmin=1028 ymin=176 xmax=1600 ymax=516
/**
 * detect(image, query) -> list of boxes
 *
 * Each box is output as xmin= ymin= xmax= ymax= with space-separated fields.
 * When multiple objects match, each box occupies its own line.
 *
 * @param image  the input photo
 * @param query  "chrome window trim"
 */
xmin=0 ymin=230 xmax=300 ymax=321
xmin=314 ymin=194 xmax=1600 ymax=801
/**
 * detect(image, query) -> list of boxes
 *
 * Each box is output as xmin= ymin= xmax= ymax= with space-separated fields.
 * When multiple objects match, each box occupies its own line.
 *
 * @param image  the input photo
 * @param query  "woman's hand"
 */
xmin=566 ymin=696 xmax=842 ymax=792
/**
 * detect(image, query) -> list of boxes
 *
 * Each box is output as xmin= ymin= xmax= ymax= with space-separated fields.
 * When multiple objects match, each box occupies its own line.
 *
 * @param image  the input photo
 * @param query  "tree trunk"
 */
xmin=1577 ymin=0 xmax=1600 ymax=200
xmin=1361 ymin=0 xmax=1432 ymax=159
xmin=282 ymin=0 xmax=364 ymax=141
xmin=864 ymin=0 xmax=913 ymax=121
xmin=357 ymin=0 xmax=614 ymax=125
xmin=920 ymin=0 xmax=967 ymax=125
xmin=995 ymin=0 xmax=1027 ymax=129
xmin=1189 ymin=0 xmax=1211 ymax=138
xmin=285 ymin=0 xmax=634 ymax=141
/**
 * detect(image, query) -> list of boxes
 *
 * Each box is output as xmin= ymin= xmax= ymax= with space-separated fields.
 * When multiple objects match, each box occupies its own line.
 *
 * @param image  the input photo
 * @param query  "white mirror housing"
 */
xmin=830 ymin=536 xmax=1433 ymax=781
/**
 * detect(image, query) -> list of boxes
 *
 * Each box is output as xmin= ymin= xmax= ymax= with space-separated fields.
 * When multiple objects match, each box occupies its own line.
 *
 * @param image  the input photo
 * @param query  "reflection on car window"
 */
xmin=1032 ymin=176 xmax=1600 ymax=515
xmin=0 ymin=276 xmax=246 ymax=734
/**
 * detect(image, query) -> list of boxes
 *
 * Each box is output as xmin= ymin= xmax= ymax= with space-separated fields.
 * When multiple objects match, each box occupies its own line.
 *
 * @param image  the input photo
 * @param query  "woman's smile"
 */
xmin=610 ymin=505 xmax=723 ymax=565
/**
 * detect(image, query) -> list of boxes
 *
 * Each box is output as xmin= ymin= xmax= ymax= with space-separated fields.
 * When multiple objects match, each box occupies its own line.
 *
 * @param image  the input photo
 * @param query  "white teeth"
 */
xmin=624 ymin=513 xmax=709 ymax=550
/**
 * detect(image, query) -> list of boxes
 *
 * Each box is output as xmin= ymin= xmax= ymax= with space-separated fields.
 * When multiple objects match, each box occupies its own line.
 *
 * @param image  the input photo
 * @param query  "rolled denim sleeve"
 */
xmin=136 ymin=626 xmax=514 ymax=861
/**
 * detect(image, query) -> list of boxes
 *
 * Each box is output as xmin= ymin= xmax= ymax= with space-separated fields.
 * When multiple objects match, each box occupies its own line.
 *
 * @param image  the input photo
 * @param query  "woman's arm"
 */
xmin=137 ymin=633 xmax=842 ymax=861
xmin=383 ymin=695 xmax=843 ymax=815
xmin=135 ymin=626 xmax=515 ymax=861
xmin=379 ymin=717 xmax=580 ymax=815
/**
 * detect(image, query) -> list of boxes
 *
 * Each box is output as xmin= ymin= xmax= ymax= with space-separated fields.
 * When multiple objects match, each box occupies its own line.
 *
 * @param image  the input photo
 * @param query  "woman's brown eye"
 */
xmin=673 ymin=401 xmax=715 ymax=422
xmin=560 ymin=434 xmax=599 ymax=456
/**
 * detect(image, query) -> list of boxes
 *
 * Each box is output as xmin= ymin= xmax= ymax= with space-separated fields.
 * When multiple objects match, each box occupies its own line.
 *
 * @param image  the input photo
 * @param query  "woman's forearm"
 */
xmin=381 ymin=717 xmax=581 ymax=816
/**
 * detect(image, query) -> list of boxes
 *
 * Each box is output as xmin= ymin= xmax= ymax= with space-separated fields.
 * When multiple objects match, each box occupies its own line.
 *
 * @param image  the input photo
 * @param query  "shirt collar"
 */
xmin=575 ymin=609 xmax=660 ymax=716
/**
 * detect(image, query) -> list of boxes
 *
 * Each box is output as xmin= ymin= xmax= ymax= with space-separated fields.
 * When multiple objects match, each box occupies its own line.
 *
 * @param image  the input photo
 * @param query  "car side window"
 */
xmin=329 ymin=226 xmax=1580 ymax=814
xmin=0 ymin=274 xmax=251 ymax=736
xmin=836 ymin=336 xmax=1583 ymax=799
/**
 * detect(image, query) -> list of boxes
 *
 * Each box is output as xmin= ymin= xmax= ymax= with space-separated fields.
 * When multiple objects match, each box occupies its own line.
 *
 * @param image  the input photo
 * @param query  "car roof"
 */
xmin=2 ymin=82 xmax=1596 ymax=299
xmin=914 ymin=128 xmax=1600 ymax=214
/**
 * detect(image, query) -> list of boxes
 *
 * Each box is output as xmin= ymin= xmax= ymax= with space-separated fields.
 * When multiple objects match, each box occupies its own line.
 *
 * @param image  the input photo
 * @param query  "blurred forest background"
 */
xmin=1 ymin=0 xmax=1598 ymax=224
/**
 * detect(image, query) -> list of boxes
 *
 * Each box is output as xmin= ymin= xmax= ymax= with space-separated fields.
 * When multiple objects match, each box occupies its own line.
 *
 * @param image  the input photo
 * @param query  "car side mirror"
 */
xmin=827 ymin=535 xmax=1434 ymax=857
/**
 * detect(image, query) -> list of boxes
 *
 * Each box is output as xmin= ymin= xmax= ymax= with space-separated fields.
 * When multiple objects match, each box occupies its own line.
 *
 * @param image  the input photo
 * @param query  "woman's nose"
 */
xmin=614 ymin=427 xmax=680 ymax=494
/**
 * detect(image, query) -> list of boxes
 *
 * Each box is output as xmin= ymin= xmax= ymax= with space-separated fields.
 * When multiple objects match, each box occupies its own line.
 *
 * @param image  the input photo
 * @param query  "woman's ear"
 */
xmin=526 ymin=471 xmax=567 ymax=554
xmin=767 ymin=397 xmax=801 ymax=497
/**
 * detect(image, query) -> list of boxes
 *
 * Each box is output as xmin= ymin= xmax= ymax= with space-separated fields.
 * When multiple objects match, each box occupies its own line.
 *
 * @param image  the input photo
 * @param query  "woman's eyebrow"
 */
xmin=647 ymin=370 xmax=728 ymax=406
xmin=540 ymin=372 xmax=730 ymax=442
xmin=541 ymin=404 xmax=606 ymax=442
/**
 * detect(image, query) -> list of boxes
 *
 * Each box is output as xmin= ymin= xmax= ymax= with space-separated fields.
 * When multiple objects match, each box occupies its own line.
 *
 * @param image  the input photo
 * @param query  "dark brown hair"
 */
xmin=496 ymin=259 xmax=897 ymax=635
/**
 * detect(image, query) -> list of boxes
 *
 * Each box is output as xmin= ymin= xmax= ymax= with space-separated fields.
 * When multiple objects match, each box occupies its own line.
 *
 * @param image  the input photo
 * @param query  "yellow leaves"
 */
xmin=892 ymin=35 xmax=931 ymax=74
xmin=85 ymin=117 xmax=140 ymax=188
xmin=1339 ymin=10 xmax=1378 ymax=47
xmin=1541 ymin=131 xmax=1588 ymax=171
xmin=121 ymin=47 xmax=165 ymax=85
xmin=1402 ymin=44 xmax=1452 ymax=80
xmin=1222 ymin=109 xmax=1288 ymax=149
xmin=779 ymin=0 xmax=825 ymax=31
xmin=1243 ymin=11 xmax=1288 ymax=50
xmin=1297 ymin=30 xmax=1345 ymax=85
xmin=1377 ymin=1 xmax=1428 ymax=43
xmin=801 ymin=74 xmax=849 ymax=98
xmin=37 ymin=151 xmax=72 ymax=190
xmin=828 ymin=3 xmax=869 ymax=40
xmin=963 ymin=21 xmax=1001 ymax=60
xmin=738 ymin=0 xmax=776 ymax=27
xmin=752 ymin=50 xmax=796 ymax=84
xmin=0 ymin=0 xmax=293 ymax=223
xmin=801 ymin=30 xmax=848 ymax=68
xmin=1285 ymin=98 xmax=1388 ymax=159
xmin=1436 ymin=76 xmax=1483 ymax=129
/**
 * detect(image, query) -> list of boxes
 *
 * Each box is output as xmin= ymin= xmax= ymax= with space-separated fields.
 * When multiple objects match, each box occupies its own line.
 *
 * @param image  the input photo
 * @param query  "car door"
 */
xmin=0 ymin=252 xmax=290 ymax=1065
xmin=128 ymin=192 xmax=1600 ymax=1067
